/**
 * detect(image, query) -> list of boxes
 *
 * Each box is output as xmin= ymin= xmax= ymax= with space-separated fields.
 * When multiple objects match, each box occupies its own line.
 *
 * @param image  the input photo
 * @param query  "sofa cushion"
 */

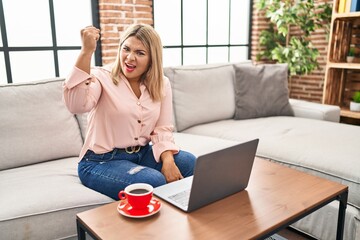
xmin=0 ymin=79 xmax=83 ymax=170
xmin=0 ymin=157 xmax=113 ymax=239
xmin=76 ymin=113 xmax=88 ymax=141
xmin=165 ymin=63 xmax=237 ymax=132
xmin=233 ymin=64 xmax=294 ymax=119
xmin=182 ymin=117 xmax=360 ymax=210
xmin=173 ymin=132 xmax=238 ymax=157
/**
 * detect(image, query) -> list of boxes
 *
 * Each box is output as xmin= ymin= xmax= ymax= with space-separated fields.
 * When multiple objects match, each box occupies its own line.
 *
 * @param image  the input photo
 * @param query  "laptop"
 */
xmin=154 ymin=138 xmax=259 ymax=212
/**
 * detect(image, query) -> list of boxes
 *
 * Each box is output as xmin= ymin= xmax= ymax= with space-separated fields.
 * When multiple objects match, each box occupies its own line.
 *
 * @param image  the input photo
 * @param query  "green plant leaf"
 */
xmin=256 ymin=0 xmax=331 ymax=76
xmin=353 ymin=91 xmax=360 ymax=103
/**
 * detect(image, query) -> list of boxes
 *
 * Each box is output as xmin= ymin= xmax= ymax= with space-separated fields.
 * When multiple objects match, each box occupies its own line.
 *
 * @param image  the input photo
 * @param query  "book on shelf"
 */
xmin=351 ymin=0 xmax=360 ymax=12
xmin=346 ymin=0 xmax=352 ymax=12
xmin=339 ymin=0 xmax=347 ymax=13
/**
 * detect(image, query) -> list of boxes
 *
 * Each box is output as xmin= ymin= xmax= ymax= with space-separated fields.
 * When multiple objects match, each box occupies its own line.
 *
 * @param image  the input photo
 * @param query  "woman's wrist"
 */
xmin=160 ymin=150 xmax=174 ymax=163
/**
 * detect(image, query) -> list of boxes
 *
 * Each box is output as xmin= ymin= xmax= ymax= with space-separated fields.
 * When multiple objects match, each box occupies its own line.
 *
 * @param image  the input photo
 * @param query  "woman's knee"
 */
xmin=78 ymin=162 xmax=166 ymax=199
xmin=149 ymin=171 xmax=167 ymax=187
xmin=130 ymin=166 xmax=167 ymax=187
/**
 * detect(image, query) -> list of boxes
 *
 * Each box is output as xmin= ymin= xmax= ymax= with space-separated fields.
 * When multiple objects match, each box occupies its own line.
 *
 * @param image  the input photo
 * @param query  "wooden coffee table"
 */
xmin=76 ymin=157 xmax=348 ymax=240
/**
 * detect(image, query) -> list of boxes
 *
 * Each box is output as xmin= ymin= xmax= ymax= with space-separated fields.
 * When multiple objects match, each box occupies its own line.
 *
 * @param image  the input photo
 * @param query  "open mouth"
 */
xmin=125 ymin=63 xmax=136 ymax=72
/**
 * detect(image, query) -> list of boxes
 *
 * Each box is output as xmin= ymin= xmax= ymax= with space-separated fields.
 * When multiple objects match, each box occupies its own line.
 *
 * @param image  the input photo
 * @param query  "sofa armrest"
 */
xmin=289 ymin=99 xmax=340 ymax=122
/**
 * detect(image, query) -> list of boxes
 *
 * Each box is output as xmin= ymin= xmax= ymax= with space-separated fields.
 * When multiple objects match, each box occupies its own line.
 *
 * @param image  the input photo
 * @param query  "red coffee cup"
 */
xmin=118 ymin=183 xmax=153 ymax=209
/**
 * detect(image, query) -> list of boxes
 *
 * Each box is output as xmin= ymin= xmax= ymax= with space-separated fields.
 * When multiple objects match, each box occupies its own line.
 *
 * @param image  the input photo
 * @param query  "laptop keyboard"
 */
xmin=168 ymin=189 xmax=191 ymax=208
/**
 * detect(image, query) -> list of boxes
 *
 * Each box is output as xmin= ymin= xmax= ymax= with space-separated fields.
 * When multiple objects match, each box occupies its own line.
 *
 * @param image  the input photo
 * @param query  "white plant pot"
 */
xmin=347 ymin=56 xmax=354 ymax=63
xmin=350 ymin=101 xmax=360 ymax=112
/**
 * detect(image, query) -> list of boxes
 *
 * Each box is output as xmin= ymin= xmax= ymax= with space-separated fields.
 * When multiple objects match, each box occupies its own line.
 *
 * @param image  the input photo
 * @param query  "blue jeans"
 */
xmin=78 ymin=144 xmax=196 ymax=200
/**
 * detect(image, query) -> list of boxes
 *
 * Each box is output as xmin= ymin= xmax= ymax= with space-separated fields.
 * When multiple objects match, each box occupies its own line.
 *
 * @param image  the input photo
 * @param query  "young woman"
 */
xmin=63 ymin=24 xmax=196 ymax=200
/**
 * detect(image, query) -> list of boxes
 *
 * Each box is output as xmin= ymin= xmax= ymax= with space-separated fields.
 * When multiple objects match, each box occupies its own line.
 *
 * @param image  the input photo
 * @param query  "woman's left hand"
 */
xmin=161 ymin=152 xmax=183 ymax=183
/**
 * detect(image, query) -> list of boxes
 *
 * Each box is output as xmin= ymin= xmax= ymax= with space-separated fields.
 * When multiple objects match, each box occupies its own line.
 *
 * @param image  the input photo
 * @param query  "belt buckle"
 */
xmin=125 ymin=146 xmax=141 ymax=154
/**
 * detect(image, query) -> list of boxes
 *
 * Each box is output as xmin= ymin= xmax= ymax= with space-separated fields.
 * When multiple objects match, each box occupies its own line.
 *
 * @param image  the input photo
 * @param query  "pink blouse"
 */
xmin=62 ymin=66 xmax=179 ymax=162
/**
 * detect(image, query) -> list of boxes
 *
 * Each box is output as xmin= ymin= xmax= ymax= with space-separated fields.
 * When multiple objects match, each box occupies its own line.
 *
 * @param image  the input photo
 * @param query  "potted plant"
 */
xmin=256 ymin=0 xmax=332 ymax=76
xmin=347 ymin=46 xmax=355 ymax=63
xmin=350 ymin=91 xmax=360 ymax=112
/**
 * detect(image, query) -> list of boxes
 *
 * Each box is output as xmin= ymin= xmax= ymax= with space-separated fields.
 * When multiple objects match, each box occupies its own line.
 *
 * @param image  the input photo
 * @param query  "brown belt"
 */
xmin=122 ymin=145 xmax=142 ymax=154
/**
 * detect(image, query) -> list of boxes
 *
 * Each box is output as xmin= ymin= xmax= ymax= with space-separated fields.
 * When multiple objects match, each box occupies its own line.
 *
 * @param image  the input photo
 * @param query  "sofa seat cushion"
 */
xmin=0 ymin=78 xmax=83 ymax=170
xmin=181 ymin=117 xmax=360 ymax=210
xmin=173 ymin=132 xmax=239 ymax=157
xmin=0 ymin=158 xmax=113 ymax=240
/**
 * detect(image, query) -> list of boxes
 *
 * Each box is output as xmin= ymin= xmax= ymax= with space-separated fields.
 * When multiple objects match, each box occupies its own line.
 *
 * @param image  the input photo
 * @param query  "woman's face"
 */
xmin=120 ymin=36 xmax=150 ymax=82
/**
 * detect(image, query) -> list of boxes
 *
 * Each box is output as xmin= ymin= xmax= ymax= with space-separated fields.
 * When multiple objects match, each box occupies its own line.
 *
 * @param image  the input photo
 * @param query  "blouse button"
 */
xmin=137 ymin=102 xmax=141 ymax=106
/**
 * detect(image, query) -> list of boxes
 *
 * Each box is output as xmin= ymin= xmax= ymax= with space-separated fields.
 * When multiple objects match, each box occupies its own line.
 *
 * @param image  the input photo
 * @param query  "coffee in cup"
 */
xmin=118 ymin=183 xmax=153 ymax=209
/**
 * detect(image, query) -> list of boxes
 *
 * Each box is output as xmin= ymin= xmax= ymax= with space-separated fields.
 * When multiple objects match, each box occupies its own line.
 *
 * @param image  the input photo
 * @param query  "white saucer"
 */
xmin=117 ymin=198 xmax=161 ymax=218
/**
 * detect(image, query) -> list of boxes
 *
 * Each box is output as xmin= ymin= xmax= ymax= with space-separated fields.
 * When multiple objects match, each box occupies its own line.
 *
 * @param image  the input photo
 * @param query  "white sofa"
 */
xmin=0 ymin=62 xmax=359 ymax=240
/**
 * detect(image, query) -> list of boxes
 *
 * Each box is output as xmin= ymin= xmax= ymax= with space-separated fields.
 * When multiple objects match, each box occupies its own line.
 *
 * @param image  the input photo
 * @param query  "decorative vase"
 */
xmin=350 ymin=101 xmax=360 ymax=112
xmin=347 ymin=56 xmax=354 ymax=63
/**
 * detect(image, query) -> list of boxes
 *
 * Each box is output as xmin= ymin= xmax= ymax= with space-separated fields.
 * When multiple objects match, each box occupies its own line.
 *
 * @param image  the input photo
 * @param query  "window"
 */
xmin=0 ymin=0 xmax=101 ymax=84
xmin=153 ymin=0 xmax=252 ymax=67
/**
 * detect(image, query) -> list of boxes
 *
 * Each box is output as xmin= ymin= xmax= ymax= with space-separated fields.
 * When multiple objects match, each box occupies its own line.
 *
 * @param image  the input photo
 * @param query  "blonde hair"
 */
xmin=111 ymin=24 xmax=164 ymax=101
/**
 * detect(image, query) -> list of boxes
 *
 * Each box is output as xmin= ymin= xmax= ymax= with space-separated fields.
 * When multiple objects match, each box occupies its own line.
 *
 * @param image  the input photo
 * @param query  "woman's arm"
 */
xmin=160 ymin=150 xmax=183 ymax=183
xmin=62 ymin=26 xmax=102 ymax=114
xmin=76 ymin=26 xmax=100 ymax=74
xmin=151 ymin=78 xmax=183 ymax=182
xmin=150 ymin=78 xmax=180 ymax=160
